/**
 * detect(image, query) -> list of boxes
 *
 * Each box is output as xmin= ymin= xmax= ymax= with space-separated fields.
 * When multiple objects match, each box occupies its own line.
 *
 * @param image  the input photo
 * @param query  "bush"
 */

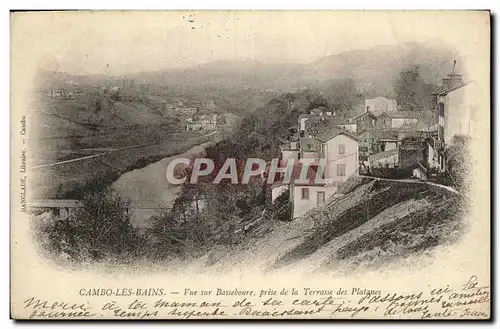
xmin=36 ymin=180 xmax=142 ymax=263
xmin=443 ymin=136 xmax=472 ymax=192
xmin=272 ymin=189 xmax=292 ymax=222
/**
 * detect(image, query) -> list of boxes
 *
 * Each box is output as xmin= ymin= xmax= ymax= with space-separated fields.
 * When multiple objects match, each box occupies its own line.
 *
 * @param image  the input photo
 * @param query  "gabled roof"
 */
xmin=352 ymin=110 xmax=378 ymax=120
xmin=358 ymin=128 xmax=399 ymax=140
xmin=370 ymin=109 xmax=391 ymax=117
xmin=436 ymin=81 xmax=472 ymax=96
xmin=365 ymin=96 xmax=396 ymax=102
xmin=378 ymin=111 xmax=421 ymax=119
xmin=199 ymin=114 xmax=216 ymax=120
xmin=375 ymin=130 xmax=399 ymax=141
xmin=314 ymin=126 xmax=358 ymax=143
xmin=368 ymin=148 xmax=398 ymax=162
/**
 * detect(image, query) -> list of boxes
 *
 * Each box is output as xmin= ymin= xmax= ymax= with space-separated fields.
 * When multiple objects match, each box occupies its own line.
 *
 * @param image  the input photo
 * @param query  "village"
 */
xmin=270 ymin=65 xmax=477 ymax=219
xmin=37 ymin=62 xmax=476 ymax=226
xmin=43 ymin=82 xmax=240 ymax=135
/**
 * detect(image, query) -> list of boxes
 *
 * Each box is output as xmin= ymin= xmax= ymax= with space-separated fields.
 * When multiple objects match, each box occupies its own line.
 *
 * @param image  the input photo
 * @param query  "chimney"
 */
xmin=442 ymin=60 xmax=463 ymax=90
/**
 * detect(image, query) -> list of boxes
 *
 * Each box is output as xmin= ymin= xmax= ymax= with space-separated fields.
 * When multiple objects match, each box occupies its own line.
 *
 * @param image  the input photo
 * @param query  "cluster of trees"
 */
xmin=324 ymin=78 xmax=363 ymax=117
xmin=394 ymin=65 xmax=440 ymax=112
xmin=35 ymin=180 xmax=144 ymax=263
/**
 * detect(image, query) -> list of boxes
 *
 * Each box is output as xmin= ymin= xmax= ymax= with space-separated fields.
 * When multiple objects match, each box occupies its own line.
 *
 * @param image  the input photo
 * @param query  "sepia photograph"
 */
xmin=9 ymin=10 xmax=491 ymax=320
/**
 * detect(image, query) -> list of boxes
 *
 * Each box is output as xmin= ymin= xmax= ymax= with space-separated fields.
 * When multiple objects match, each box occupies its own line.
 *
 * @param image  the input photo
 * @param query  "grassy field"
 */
xmin=27 ymin=92 xmax=189 ymax=166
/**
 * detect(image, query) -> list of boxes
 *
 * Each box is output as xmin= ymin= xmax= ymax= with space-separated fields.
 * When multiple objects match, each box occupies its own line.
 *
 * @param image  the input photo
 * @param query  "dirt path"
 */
xmin=358 ymin=175 xmax=459 ymax=194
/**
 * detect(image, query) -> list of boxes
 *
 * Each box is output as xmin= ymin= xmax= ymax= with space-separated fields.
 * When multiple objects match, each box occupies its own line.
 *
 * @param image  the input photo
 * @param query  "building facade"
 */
xmin=437 ymin=81 xmax=478 ymax=143
xmin=376 ymin=111 xmax=420 ymax=129
xmin=364 ymin=97 xmax=398 ymax=115
xmin=354 ymin=111 xmax=378 ymax=133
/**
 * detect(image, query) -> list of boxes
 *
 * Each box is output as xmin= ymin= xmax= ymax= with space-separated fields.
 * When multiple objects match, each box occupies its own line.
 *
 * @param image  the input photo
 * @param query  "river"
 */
xmin=112 ymin=142 xmax=211 ymax=228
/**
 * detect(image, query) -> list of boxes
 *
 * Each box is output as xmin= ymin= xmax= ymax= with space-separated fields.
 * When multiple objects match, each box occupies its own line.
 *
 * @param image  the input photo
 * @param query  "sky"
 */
xmin=11 ymin=11 xmax=490 ymax=76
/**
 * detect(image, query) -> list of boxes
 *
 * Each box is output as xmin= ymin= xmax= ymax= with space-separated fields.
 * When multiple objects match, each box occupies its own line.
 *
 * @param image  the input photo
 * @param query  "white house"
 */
xmin=280 ymin=142 xmax=299 ymax=163
xmin=364 ymin=97 xmax=398 ymax=115
xmin=180 ymin=107 xmax=198 ymax=116
xmin=199 ymin=114 xmax=217 ymax=130
xmin=186 ymin=114 xmax=217 ymax=131
xmin=437 ymin=81 xmax=478 ymax=143
xmin=376 ymin=111 xmax=420 ymax=129
xmin=315 ymin=128 xmax=359 ymax=186
xmin=271 ymin=163 xmax=336 ymax=218
xmin=186 ymin=121 xmax=202 ymax=131
xmin=274 ymin=128 xmax=359 ymax=219
xmin=290 ymin=181 xmax=336 ymax=219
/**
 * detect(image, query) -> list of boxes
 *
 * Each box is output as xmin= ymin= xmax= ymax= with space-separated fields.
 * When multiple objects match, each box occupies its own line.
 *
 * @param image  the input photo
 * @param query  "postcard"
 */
xmin=10 ymin=10 xmax=490 ymax=319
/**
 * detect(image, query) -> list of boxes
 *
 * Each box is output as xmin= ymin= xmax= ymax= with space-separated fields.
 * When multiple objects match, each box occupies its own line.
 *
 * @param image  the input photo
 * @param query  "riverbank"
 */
xmin=29 ymin=132 xmax=214 ymax=199
xmin=112 ymin=141 xmax=212 ymax=228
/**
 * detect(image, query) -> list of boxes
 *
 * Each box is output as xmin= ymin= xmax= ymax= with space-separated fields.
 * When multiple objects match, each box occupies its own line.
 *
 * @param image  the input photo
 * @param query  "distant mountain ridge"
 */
xmin=35 ymin=39 xmax=459 ymax=95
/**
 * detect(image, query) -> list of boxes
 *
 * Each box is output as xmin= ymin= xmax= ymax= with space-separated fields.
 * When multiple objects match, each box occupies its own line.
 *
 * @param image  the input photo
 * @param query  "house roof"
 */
xmin=310 ymin=108 xmax=325 ymax=114
xmin=352 ymin=110 xmax=378 ymax=120
xmin=303 ymin=117 xmax=354 ymax=138
xmin=347 ymin=103 xmax=367 ymax=118
xmin=358 ymin=129 xmax=400 ymax=140
xmin=370 ymin=109 xmax=391 ymax=117
xmin=199 ymin=114 xmax=216 ymax=120
xmin=314 ymin=126 xmax=358 ymax=143
xmin=368 ymin=148 xmax=398 ymax=162
xmin=375 ymin=130 xmax=399 ymax=141
xmin=436 ymin=81 xmax=472 ymax=96
xmin=378 ymin=111 xmax=421 ymax=119
xmin=365 ymin=96 xmax=395 ymax=102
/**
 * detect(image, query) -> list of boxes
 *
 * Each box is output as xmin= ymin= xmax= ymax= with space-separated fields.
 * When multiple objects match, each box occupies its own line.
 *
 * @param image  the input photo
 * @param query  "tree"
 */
xmin=37 ymin=180 xmax=142 ymax=262
xmin=394 ymin=65 xmax=438 ymax=111
xmin=325 ymin=78 xmax=361 ymax=117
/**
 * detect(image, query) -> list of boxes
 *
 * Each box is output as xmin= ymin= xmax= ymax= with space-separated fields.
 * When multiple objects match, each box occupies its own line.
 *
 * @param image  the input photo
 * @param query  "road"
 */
xmin=30 ymin=143 xmax=154 ymax=169
xmin=358 ymin=175 xmax=459 ymax=194
xmin=28 ymin=199 xmax=173 ymax=210
xmin=30 ymin=131 xmax=218 ymax=169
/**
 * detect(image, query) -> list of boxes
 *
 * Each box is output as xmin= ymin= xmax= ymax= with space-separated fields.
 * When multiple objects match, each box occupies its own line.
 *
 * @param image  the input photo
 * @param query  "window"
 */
xmin=338 ymin=144 xmax=345 ymax=155
xmin=337 ymin=164 xmax=346 ymax=176
xmin=301 ymin=188 xmax=309 ymax=200
xmin=439 ymin=103 xmax=445 ymax=117
xmin=317 ymin=191 xmax=325 ymax=206
xmin=366 ymin=106 xmax=370 ymax=111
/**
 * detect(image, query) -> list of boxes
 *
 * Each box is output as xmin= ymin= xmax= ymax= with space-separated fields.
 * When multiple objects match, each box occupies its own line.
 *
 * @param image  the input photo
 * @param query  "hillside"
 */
xmin=35 ymin=39 xmax=459 ymax=97
xmin=129 ymin=39 xmax=459 ymax=94
xmin=187 ymin=177 xmax=465 ymax=274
